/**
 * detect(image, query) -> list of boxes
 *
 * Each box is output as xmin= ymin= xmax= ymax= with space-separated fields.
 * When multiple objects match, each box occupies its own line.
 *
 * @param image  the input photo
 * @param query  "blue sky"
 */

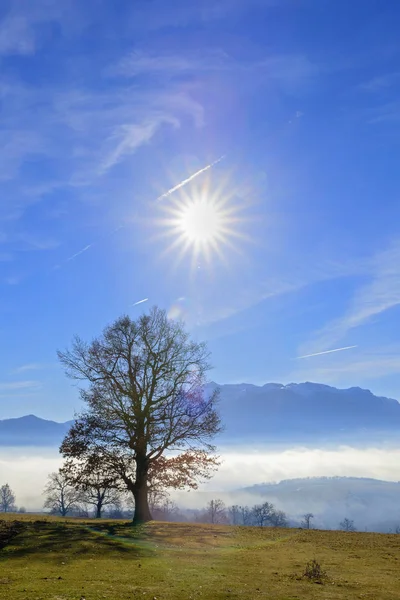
xmin=1 ymin=0 xmax=400 ymax=420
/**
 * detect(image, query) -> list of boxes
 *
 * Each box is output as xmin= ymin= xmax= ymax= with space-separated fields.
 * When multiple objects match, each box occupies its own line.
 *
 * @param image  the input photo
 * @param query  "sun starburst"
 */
xmin=157 ymin=178 xmax=246 ymax=270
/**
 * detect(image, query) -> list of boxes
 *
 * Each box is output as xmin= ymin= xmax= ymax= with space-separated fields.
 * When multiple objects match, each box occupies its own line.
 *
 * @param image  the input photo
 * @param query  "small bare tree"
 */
xmin=0 ymin=484 xmax=16 ymax=513
xmin=205 ymin=498 xmax=227 ymax=524
xmin=228 ymin=504 xmax=241 ymax=525
xmin=59 ymin=307 xmax=222 ymax=524
xmin=339 ymin=517 xmax=356 ymax=532
xmin=61 ymin=457 xmax=123 ymax=518
xmin=43 ymin=471 xmax=83 ymax=517
xmin=156 ymin=499 xmax=180 ymax=521
xmin=240 ymin=505 xmax=253 ymax=526
xmin=301 ymin=512 xmax=314 ymax=529
xmin=270 ymin=509 xmax=288 ymax=527
xmin=252 ymin=501 xmax=275 ymax=527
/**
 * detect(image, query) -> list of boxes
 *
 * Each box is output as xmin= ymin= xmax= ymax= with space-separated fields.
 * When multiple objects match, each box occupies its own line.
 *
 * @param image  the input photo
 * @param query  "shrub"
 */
xmin=303 ymin=558 xmax=327 ymax=583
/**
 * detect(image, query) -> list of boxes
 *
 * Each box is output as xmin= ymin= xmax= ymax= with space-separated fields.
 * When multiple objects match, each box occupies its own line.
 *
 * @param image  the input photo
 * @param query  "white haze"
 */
xmin=2 ymin=444 xmax=400 ymax=512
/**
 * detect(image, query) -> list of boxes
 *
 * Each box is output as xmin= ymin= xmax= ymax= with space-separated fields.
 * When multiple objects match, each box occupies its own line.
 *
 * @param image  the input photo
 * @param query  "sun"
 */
xmin=177 ymin=199 xmax=224 ymax=244
xmin=157 ymin=180 xmax=245 ymax=269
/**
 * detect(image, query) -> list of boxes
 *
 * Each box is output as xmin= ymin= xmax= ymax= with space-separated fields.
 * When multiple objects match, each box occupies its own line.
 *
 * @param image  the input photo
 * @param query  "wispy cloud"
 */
xmin=299 ymin=240 xmax=400 ymax=356
xmin=129 ymin=0 xmax=280 ymax=33
xmin=297 ymin=346 xmax=358 ymax=360
xmin=15 ymin=233 xmax=60 ymax=251
xmin=194 ymin=253 xmax=368 ymax=331
xmin=0 ymin=380 xmax=41 ymax=391
xmin=366 ymin=102 xmax=400 ymax=124
xmin=0 ymin=1 xmax=82 ymax=57
xmin=113 ymin=48 xmax=318 ymax=94
xmin=13 ymin=363 xmax=48 ymax=374
xmin=4 ymin=274 xmax=23 ymax=286
xmin=113 ymin=50 xmax=228 ymax=78
xmin=360 ymin=72 xmax=400 ymax=93
xmin=98 ymin=117 xmax=179 ymax=175
xmin=290 ymin=345 xmax=400 ymax=386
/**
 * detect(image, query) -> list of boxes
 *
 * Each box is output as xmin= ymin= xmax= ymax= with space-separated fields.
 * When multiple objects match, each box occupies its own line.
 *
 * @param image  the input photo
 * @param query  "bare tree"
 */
xmin=228 ymin=504 xmax=241 ymax=525
xmin=205 ymin=499 xmax=227 ymax=524
xmin=43 ymin=471 xmax=83 ymax=517
xmin=301 ymin=512 xmax=314 ymax=529
xmin=252 ymin=501 xmax=275 ymax=527
xmin=61 ymin=458 xmax=124 ymax=518
xmin=0 ymin=484 xmax=16 ymax=513
xmin=339 ymin=518 xmax=356 ymax=532
xmin=106 ymin=499 xmax=125 ymax=519
xmin=59 ymin=308 xmax=222 ymax=524
xmin=156 ymin=499 xmax=180 ymax=521
xmin=240 ymin=505 xmax=253 ymax=526
xmin=270 ymin=509 xmax=288 ymax=527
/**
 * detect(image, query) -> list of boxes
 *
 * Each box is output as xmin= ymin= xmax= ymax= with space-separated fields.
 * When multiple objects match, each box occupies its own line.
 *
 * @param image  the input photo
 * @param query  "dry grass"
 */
xmin=1 ymin=514 xmax=400 ymax=599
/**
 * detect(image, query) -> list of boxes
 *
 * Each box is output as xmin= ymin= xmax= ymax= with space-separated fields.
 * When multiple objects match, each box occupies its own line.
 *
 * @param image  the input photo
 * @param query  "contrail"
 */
xmin=132 ymin=298 xmax=148 ymax=306
xmin=53 ymin=157 xmax=224 ymax=272
xmin=65 ymin=244 xmax=93 ymax=262
xmin=156 ymin=156 xmax=225 ymax=202
xmin=297 ymin=345 xmax=358 ymax=359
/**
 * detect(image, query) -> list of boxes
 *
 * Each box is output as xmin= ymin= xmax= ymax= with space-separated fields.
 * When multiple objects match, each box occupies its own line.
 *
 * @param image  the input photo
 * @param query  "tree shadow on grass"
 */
xmin=1 ymin=520 xmax=153 ymax=563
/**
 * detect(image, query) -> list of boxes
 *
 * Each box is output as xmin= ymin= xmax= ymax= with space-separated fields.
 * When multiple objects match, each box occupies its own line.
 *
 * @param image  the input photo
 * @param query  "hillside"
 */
xmin=239 ymin=476 xmax=400 ymax=532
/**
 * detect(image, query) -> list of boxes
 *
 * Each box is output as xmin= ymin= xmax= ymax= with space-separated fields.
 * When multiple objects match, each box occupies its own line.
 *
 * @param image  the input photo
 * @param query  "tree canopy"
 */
xmin=59 ymin=306 xmax=222 ymax=523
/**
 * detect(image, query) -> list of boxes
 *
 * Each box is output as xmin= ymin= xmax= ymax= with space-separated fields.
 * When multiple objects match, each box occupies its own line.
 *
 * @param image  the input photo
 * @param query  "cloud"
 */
xmin=193 ymin=253 xmax=367 ymax=331
xmin=367 ymin=102 xmax=400 ymax=124
xmin=0 ymin=76 xmax=205 ymax=236
xmin=0 ymin=0 xmax=63 ymax=57
xmin=299 ymin=240 xmax=400 ymax=356
xmin=0 ymin=0 xmax=81 ymax=57
xmin=257 ymin=54 xmax=318 ymax=91
xmin=15 ymin=233 xmax=60 ymax=251
xmin=113 ymin=48 xmax=318 ymax=94
xmin=98 ymin=116 xmax=179 ymax=175
xmin=53 ymin=87 xmax=204 ymax=183
xmin=113 ymin=49 xmax=230 ymax=78
xmin=0 ymin=380 xmax=41 ymax=391
xmin=128 ymin=0 xmax=280 ymax=32
xmin=4 ymin=443 xmax=400 ymax=511
xmin=13 ymin=363 xmax=48 ymax=373
xmin=290 ymin=345 xmax=400 ymax=386
xmin=4 ymin=275 xmax=22 ymax=286
xmin=0 ymin=129 xmax=45 ymax=182
xmin=360 ymin=72 xmax=400 ymax=93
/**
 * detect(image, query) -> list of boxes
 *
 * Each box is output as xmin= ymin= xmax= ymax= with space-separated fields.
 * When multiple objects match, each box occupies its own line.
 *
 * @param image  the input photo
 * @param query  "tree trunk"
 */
xmin=95 ymin=490 xmax=102 ymax=518
xmin=132 ymin=457 xmax=152 ymax=524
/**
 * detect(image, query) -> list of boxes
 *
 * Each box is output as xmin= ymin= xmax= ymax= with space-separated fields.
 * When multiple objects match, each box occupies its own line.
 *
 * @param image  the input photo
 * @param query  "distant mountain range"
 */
xmin=0 ymin=414 xmax=73 ymax=446
xmin=1 ymin=381 xmax=400 ymax=446
xmin=211 ymin=381 xmax=400 ymax=445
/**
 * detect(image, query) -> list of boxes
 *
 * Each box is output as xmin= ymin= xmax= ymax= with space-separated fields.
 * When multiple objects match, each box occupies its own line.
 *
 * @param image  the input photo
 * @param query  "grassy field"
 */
xmin=1 ymin=515 xmax=400 ymax=599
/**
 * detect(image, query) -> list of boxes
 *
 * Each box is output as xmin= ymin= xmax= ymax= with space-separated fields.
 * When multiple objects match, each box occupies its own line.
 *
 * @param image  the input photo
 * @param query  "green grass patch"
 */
xmin=1 ymin=515 xmax=400 ymax=599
